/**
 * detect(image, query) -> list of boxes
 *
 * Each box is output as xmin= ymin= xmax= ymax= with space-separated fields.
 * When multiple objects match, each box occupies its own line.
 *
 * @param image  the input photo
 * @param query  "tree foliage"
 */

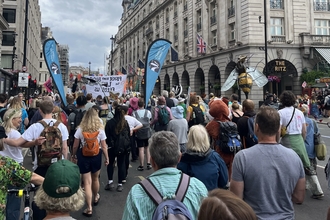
xmin=300 ymin=71 xmax=325 ymax=85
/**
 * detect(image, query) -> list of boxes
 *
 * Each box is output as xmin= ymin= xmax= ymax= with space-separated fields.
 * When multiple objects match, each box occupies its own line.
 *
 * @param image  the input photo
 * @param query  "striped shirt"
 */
xmin=122 ymin=168 xmax=208 ymax=220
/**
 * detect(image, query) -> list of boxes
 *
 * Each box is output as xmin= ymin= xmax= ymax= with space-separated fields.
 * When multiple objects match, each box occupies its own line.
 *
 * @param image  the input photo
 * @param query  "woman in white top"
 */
xmin=71 ymin=108 xmax=109 ymax=217
xmin=1 ymin=108 xmax=23 ymax=164
xmin=278 ymin=91 xmax=309 ymax=168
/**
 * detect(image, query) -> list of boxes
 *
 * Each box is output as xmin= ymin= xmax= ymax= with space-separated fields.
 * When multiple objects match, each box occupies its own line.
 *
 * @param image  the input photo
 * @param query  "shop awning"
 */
xmin=311 ymin=82 xmax=328 ymax=88
xmin=315 ymin=48 xmax=330 ymax=64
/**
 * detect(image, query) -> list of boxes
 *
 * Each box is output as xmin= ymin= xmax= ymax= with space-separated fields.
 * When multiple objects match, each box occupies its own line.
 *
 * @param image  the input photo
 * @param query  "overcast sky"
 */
xmin=39 ymin=0 xmax=122 ymax=75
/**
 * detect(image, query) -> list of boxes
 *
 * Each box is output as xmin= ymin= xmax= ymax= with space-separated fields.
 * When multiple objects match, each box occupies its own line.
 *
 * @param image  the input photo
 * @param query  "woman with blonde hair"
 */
xmin=177 ymin=125 xmax=228 ymax=191
xmin=8 ymin=96 xmax=29 ymax=134
xmin=71 ymin=108 xmax=109 ymax=217
xmin=198 ymin=189 xmax=257 ymax=220
xmin=1 ymin=109 xmax=24 ymax=163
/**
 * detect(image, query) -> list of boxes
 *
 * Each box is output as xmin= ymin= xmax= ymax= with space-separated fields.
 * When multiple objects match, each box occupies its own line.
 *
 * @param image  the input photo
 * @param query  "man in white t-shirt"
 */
xmin=5 ymin=99 xmax=69 ymax=177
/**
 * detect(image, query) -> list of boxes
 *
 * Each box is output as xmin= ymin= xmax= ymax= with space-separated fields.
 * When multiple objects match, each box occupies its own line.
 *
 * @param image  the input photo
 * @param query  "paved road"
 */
xmin=23 ymin=122 xmax=330 ymax=220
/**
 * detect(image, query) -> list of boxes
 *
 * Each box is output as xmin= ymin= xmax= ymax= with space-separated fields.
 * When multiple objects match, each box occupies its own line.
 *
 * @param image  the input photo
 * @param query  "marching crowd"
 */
xmin=0 ymin=88 xmax=328 ymax=219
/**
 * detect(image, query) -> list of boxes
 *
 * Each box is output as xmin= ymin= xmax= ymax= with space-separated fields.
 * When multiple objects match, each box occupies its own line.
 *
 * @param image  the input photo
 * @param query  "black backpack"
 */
xmin=217 ymin=121 xmax=241 ymax=154
xmin=242 ymin=116 xmax=258 ymax=148
xmin=64 ymin=104 xmax=77 ymax=116
xmin=188 ymin=104 xmax=205 ymax=127
xmin=114 ymin=123 xmax=131 ymax=156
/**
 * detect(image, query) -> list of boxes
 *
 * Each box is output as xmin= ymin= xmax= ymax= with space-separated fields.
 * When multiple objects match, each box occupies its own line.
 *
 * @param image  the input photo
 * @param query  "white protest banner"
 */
xmin=85 ymin=75 xmax=127 ymax=98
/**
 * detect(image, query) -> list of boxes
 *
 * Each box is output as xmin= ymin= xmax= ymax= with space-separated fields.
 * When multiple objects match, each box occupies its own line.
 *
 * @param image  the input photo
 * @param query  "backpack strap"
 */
xmin=139 ymin=173 xmax=190 ymax=205
xmin=139 ymin=178 xmax=163 ymax=206
xmin=134 ymin=111 xmax=141 ymax=120
xmin=53 ymin=120 xmax=61 ymax=128
xmin=143 ymin=109 xmax=148 ymax=118
xmin=175 ymin=173 xmax=190 ymax=202
xmin=38 ymin=120 xmax=48 ymax=128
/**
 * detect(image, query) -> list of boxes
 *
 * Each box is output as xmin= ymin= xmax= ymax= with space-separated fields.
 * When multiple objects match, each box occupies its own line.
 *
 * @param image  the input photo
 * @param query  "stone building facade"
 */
xmin=114 ymin=0 xmax=330 ymax=103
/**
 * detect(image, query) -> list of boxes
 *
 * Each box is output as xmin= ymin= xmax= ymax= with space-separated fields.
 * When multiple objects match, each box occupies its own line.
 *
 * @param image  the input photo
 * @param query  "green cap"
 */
xmin=42 ymin=160 xmax=80 ymax=198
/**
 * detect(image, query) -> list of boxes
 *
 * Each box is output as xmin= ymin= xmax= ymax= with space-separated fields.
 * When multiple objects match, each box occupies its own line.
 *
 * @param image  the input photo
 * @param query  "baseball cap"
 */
xmin=42 ymin=160 xmax=80 ymax=198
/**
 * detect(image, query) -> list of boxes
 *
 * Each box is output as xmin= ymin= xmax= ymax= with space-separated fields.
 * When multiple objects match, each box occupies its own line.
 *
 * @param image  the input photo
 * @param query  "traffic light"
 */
xmin=33 ymin=78 xmax=37 ymax=89
xmin=28 ymin=74 xmax=32 ymax=87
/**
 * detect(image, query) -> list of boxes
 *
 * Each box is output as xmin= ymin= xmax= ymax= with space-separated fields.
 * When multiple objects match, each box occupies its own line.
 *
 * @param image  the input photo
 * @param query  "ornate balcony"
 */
xmin=314 ymin=1 xmax=330 ymax=11
xmin=299 ymin=33 xmax=330 ymax=46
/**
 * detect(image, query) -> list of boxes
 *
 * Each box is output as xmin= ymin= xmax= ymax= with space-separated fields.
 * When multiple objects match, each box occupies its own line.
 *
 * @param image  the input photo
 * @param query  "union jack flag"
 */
xmin=197 ymin=33 xmax=206 ymax=54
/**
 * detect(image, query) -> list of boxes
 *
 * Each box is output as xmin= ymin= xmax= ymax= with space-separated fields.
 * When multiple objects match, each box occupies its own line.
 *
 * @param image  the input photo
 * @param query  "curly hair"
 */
xmin=79 ymin=108 xmax=103 ymax=132
xmin=279 ymin=91 xmax=296 ymax=107
xmin=34 ymin=187 xmax=85 ymax=213
xmin=52 ymin=106 xmax=63 ymax=123
xmin=3 ymin=109 xmax=22 ymax=133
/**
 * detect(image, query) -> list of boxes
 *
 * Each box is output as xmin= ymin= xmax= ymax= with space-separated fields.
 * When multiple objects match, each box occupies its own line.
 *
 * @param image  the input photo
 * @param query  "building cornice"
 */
xmin=117 ymin=1 xmax=171 ymax=44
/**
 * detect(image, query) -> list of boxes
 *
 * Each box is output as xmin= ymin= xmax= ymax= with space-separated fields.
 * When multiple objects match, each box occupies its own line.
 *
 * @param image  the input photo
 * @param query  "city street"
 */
xmin=22 ymin=122 xmax=330 ymax=220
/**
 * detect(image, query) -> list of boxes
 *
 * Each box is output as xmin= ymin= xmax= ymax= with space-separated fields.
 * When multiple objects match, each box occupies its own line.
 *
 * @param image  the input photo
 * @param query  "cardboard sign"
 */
xmin=85 ymin=75 xmax=127 ymax=98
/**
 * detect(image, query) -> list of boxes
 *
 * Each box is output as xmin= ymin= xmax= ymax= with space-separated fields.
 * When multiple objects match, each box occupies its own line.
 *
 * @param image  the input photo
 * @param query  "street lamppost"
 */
xmin=259 ymin=0 xmax=268 ymax=76
xmin=110 ymin=35 xmax=115 ymax=75
xmin=89 ymin=61 xmax=91 ymax=75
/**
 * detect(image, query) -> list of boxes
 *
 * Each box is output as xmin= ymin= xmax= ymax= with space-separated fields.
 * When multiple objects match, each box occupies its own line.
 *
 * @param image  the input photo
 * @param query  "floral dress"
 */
xmin=0 ymin=156 xmax=32 ymax=220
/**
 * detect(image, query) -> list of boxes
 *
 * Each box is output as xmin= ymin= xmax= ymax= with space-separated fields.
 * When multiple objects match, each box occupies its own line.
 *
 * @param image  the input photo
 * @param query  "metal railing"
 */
xmin=271 ymin=35 xmax=286 ymax=42
xmin=270 ymin=0 xmax=284 ymax=9
xmin=314 ymin=1 xmax=330 ymax=11
xmin=228 ymin=6 xmax=235 ymax=17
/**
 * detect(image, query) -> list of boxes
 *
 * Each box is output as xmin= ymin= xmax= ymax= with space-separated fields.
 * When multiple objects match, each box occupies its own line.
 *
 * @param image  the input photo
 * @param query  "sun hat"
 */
xmin=129 ymin=97 xmax=139 ymax=110
xmin=171 ymin=106 xmax=184 ymax=119
xmin=178 ymin=97 xmax=185 ymax=103
xmin=42 ymin=160 xmax=80 ymax=198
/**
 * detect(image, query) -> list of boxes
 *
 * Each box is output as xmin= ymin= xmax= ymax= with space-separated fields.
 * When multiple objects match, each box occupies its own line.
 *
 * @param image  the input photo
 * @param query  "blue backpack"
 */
xmin=218 ymin=121 xmax=242 ymax=154
xmin=139 ymin=173 xmax=193 ymax=220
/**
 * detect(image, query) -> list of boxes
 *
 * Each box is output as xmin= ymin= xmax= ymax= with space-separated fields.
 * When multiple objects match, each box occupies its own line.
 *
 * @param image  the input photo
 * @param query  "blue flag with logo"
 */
xmin=144 ymin=39 xmax=171 ymax=105
xmin=43 ymin=39 xmax=67 ymax=106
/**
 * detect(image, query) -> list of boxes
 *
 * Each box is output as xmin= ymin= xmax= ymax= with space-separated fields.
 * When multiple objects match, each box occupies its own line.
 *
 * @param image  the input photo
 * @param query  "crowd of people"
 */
xmin=0 ymin=88 xmax=328 ymax=219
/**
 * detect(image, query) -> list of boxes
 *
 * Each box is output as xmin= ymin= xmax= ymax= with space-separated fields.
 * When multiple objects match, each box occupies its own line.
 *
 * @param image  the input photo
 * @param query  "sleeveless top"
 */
xmin=231 ymin=110 xmax=242 ymax=124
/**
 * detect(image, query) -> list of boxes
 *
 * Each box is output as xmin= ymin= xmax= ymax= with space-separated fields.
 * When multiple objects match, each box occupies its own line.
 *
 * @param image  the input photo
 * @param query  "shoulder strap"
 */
xmin=38 ymin=120 xmax=48 ymax=128
xmin=286 ymin=108 xmax=295 ymax=128
xmin=144 ymin=109 xmax=148 ymax=117
xmin=134 ymin=111 xmax=141 ymax=120
xmin=53 ymin=120 xmax=61 ymax=128
xmin=139 ymin=178 xmax=163 ymax=206
xmin=175 ymin=173 xmax=190 ymax=202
